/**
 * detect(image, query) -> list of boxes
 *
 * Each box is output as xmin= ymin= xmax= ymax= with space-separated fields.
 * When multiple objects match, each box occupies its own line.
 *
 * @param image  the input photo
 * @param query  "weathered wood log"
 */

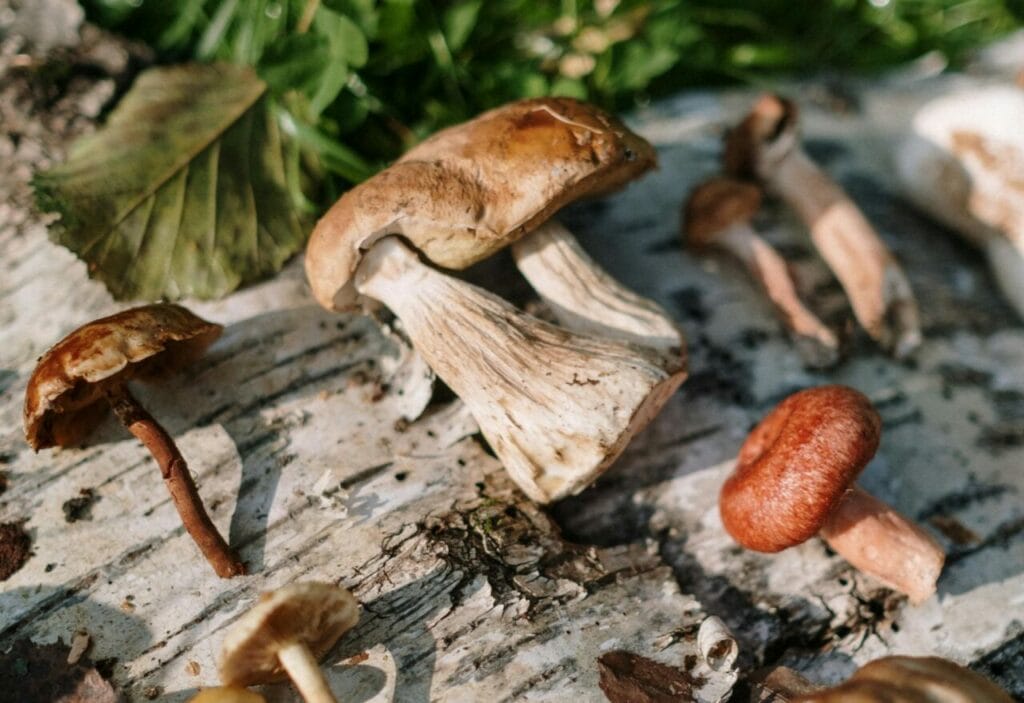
xmin=2 ymin=7 xmax=1023 ymax=702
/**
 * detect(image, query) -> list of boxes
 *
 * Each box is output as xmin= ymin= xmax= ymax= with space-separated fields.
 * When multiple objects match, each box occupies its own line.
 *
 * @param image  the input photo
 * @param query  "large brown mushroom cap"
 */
xmin=796 ymin=655 xmax=1014 ymax=702
xmin=682 ymin=177 xmax=763 ymax=248
xmin=305 ymin=97 xmax=657 ymax=311
xmin=720 ymin=385 xmax=881 ymax=553
xmin=218 ymin=582 xmax=359 ymax=686
xmin=23 ymin=304 xmax=222 ymax=450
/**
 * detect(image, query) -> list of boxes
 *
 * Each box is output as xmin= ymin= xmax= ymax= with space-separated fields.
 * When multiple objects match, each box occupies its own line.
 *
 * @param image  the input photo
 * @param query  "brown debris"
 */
xmin=0 ymin=638 xmax=118 ymax=703
xmin=0 ymin=521 xmax=31 ymax=581
xmin=597 ymin=650 xmax=700 ymax=703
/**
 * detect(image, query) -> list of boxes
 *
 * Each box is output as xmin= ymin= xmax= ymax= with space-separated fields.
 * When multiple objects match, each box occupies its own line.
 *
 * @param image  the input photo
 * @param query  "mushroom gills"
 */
xmin=355 ymin=236 xmax=685 ymax=503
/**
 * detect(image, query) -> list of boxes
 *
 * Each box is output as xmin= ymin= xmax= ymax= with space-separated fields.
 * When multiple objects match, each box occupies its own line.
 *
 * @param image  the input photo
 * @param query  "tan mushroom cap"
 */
xmin=306 ymin=97 xmax=657 ymax=311
xmin=723 ymin=93 xmax=798 ymax=180
xmin=683 ymin=177 xmax=763 ymax=248
xmin=188 ymin=687 xmax=267 ymax=703
xmin=23 ymin=304 xmax=222 ymax=450
xmin=219 ymin=582 xmax=359 ymax=686
xmin=796 ymin=655 xmax=1014 ymax=702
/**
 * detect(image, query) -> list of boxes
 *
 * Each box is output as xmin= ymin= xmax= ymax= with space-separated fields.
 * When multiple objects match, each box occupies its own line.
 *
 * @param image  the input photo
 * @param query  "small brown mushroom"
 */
xmin=306 ymin=98 xmax=686 ymax=503
xmin=719 ymin=385 xmax=945 ymax=604
xmin=896 ymin=86 xmax=1024 ymax=319
xmin=796 ymin=655 xmax=1014 ymax=702
xmin=725 ymin=95 xmax=921 ymax=358
xmin=219 ymin=582 xmax=359 ymax=703
xmin=188 ymin=687 xmax=266 ymax=703
xmin=23 ymin=304 xmax=244 ymax=578
xmin=684 ymin=177 xmax=839 ymax=367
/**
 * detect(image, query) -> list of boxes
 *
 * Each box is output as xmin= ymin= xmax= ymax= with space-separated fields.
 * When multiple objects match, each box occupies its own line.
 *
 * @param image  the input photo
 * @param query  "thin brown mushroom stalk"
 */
xmin=719 ymin=385 xmax=944 ymax=604
xmin=23 ymin=304 xmax=245 ymax=578
xmin=356 ymin=237 xmax=682 ymax=503
xmin=684 ymin=177 xmax=839 ymax=368
xmin=725 ymin=94 xmax=921 ymax=358
xmin=896 ymin=86 xmax=1024 ymax=319
xmin=307 ymin=98 xmax=686 ymax=503
xmin=511 ymin=220 xmax=685 ymax=361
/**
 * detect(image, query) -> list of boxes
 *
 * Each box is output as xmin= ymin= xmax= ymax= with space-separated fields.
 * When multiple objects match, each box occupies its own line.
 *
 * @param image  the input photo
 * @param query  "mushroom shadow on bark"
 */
xmin=0 ymin=585 xmax=153 ymax=700
xmin=164 ymin=306 xmax=415 ymax=574
xmin=329 ymin=570 xmax=459 ymax=703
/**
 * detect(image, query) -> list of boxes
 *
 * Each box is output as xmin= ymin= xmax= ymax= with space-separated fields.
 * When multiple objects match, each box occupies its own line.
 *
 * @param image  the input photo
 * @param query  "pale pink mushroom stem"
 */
xmin=769 ymin=150 xmax=921 ymax=358
xmin=716 ymin=222 xmax=839 ymax=367
xmin=820 ymin=486 xmax=945 ymax=604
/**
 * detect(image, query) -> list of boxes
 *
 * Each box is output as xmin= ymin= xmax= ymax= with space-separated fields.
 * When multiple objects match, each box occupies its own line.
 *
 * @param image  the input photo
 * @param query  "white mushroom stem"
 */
xmin=711 ymin=222 xmax=839 ymax=368
xmin=511 ymin=220 xmax=685 ymax=364
xmin=766 ymin=148 xmax=921 ymax=358
xmin=819 ymin=486 xmax=945 ymax=605
xmin=278 ymin=641 xmax=338 ymax=703
xmin=355 ymin=237 xmax=685 ymax=503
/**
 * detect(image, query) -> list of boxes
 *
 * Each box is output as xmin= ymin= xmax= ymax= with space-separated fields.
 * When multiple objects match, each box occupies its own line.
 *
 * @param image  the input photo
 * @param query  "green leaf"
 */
xmin=317 ymin=8 xmax=369 ymax=67
xmin=33 ymin=62 xmax=304 ymax=301
xmin=444 ymin=0 xmax=482 ymax=52
xmin=259 ymin=33 xmax=331 ymax=94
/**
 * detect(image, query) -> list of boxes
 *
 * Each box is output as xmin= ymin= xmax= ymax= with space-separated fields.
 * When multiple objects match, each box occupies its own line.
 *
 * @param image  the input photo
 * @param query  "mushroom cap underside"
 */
xmin=219 ymin=582 xmax=359 ymax=686
xmin=23 ymin=304 xmax=222 ymax=450
xmin=719 ymin=385 xmax=881 ymax=553
xmin=795 ymin=655 xmax=1014 ymax=703
xmin=683 ymin=177 xmax=763 ymax=247
xmin=723 ymin=93 xmax=798 ymax=180
xmin=305 ymin=97 xmax=657 ymax=311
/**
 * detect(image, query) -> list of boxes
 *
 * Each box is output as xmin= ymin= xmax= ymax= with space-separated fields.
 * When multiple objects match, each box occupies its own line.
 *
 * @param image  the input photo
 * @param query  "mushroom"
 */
xmin=189 ymin=687 xmax=266 ymax=703
xmin=219 ymin=582 xmax=359 ymax=703
xmin=797 ymin=655 xmax=1015 ymax=702
xmin=23 ymin=304 xmax=244 ymax=578
xmin=724 ymin=94 xmax=921 ymax=358
xmin=719 ymin=385 xmax=945 ymax=604
xmin=683 ymin=176 xmax=839 ymax=368
xmin=306 ymin=98 xmax=687 ymax=503
xmin=895 ymin=85 xmax=1024 ymax=318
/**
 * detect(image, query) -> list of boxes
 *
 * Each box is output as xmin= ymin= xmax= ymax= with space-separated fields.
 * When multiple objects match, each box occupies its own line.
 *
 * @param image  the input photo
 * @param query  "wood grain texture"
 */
xmin=2 ymin=8 xmax=1024 ymax=702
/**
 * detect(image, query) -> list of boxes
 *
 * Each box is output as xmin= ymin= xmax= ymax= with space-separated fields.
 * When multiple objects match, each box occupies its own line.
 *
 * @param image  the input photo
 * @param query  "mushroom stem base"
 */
xmin=106 ymin=385 xmax=245 ymax=579
xmin=773 ymin=150 xmax=921 ymax=358
xmin=820 ymin=486 xmax=944 ymax=604
xmin=278 ymin=641 xmax=339 ymax=703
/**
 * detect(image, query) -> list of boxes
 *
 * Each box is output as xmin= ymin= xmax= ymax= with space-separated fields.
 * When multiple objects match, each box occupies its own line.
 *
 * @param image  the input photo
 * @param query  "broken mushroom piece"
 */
xmin=307 ymin=98 xmax=686 ymax=503
xmin=23 ymin=305 xmax=244 ymax=579
xmin=895 ymin=86 xmax=1024 ymax=318
xmin=511 ymin=220 xmax=684 ymax=358
xmin=684 ymin=177 xmax=839 ymax=368
xmin=188 ymin=687 xmax=266 ymax=703
xmin=797 ymin=655 xmax=1015 ymax=702
xmin=724 ymin=94 xmax=921 ymax=358
xmin=719 ymin=385 xmax=944 ymax=604
xmin=219 ymin=582 xmax=359 ymax=703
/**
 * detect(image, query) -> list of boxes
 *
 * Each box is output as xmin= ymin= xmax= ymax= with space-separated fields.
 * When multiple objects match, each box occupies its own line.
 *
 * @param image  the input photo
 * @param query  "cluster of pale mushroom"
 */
xmin=684 ymin=94 xmax=922 ymax=367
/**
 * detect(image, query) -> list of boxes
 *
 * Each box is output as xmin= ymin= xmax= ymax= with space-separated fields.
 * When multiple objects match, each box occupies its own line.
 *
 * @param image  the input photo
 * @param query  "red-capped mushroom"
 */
xmin=683 ymin=176 xmax=839 ymax=368
xmin=724 ymin=95 xmax=921 ymax=358
xmin=719 ymin=385 xmax=944 ymax=604
xmin=23 ymin=304 xmax=244 ymax=578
